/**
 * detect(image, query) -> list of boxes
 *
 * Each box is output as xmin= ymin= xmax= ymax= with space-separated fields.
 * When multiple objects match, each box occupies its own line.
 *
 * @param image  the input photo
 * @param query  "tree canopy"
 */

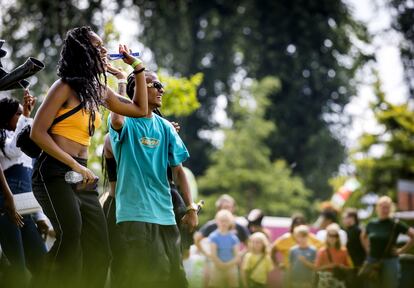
xmin=390 ymin=0 xmax=414 ymax=97
xmin=129 ymin=0 xmax=372 ymax=199
xmin=351 ymin=76 xmax=414 ymax=201
xmin=0 ymin=0 xmax=379 ymax=204
xmin=198 ymin=77 xmax=311 ymax=220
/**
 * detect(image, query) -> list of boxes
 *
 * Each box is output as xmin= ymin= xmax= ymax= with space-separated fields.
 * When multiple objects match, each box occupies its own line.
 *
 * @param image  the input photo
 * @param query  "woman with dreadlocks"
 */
xmin=0 ymin=93 xmax=48 ymax=288
xmin=30 ymin=26 xmax=147 ymax=288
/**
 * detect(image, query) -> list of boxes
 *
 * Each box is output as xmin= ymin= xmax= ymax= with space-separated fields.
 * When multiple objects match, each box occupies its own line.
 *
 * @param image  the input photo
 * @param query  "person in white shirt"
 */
xmin=315 ymin=209 xmax=347 ymax=247
xmin=0 ymin=92 xmax=48 ymax=288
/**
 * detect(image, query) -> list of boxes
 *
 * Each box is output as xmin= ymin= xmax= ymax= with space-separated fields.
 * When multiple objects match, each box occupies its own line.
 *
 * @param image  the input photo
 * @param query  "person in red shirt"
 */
xmin=315 ymin=223 xmax=352 ymax=288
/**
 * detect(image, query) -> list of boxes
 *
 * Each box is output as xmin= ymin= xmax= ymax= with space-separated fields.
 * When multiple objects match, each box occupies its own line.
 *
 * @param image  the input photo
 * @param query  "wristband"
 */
xmin=186 ymin=203 xmax=198 ymax=213
xmin=130 ymin=59 xmax=142 ymax=69
xmin=117 ymin=79 xmax=127 ymax=84
xmin=132 ymin=67 xmax=145 ymax=75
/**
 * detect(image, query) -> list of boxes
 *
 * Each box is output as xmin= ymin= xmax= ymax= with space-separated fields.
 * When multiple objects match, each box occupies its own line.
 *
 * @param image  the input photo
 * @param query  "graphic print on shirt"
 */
xmin=140 ymin=137 xmax=160 ymax=148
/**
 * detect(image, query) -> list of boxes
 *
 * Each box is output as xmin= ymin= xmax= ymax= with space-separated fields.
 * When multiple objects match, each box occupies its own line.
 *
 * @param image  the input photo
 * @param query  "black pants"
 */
xmin=119 ymin=221 xmax=188 ymax=288
xmin=32 ymin=153 xmax=110 ymax=288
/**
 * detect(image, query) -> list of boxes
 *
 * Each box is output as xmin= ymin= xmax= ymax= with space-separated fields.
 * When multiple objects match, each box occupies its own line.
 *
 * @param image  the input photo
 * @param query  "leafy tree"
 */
xmin=389 ymin=0 xmax=414 ymax=97
xmin=0 ymin=0 xmax=108 ymax=98
xmin=0 ymin=0 xmax=373 ymax=200
xmin=197 ymin=77 xmax=311 ymax=220
xmin=351 ymin=75 xmax=414 ymax=201
xmin=127 ymin=0 xmax=371 ymax=200
xmin=159 ymin=72 xmax=202 ymax=117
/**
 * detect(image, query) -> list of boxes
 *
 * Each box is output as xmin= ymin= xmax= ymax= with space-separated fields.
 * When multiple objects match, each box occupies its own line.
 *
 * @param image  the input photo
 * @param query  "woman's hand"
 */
xmin=36 ymin=219 xmax=50 ymax=240
xmin=72 ymin=163 xmax=97 ymax=184
xmin=22 ymin=89 xmax=36 ymax=117
xmin=106 ymin=63 xmax=128 ymax=80
xmin=119 ymin=44 xmax=138 ymax=66
xmin=3 ymin=193 xmax=24 ymax=227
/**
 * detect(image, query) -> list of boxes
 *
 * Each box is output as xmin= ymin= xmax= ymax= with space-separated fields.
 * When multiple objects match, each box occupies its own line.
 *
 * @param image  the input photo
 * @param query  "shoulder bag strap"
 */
xmin=50 ymin=102 xmax=83 ymax=127
xmin=381 ymin=219 xmax=399 ymax=259
xmin=326 ymin=248 xmax=333 ymax=263
xmin=247 ymin=255 xmax=266 ymax=279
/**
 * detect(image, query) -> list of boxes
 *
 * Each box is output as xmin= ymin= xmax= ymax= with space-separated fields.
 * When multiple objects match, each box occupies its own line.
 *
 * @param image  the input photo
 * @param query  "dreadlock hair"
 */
xmin=57 ymin=26 xmax=106 ymax=115
xmin=0 ymin=97 xmax=20 ymax=158
xmin=126 ymin=70 xmax=156 ymax=98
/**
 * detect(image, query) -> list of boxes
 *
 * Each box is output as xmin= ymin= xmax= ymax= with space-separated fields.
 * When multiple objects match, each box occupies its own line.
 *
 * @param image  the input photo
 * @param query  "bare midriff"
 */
xmin=51 ymin=134 xmax=89 ymax=159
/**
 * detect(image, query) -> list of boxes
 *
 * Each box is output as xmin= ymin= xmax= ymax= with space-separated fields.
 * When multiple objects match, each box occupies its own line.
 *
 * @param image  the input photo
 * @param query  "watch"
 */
xmin=186 ymin=203 xmax=198 ymax=213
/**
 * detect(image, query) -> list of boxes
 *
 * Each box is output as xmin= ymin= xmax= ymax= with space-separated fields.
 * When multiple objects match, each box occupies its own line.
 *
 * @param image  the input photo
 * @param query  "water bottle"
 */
xmin=64 ymin=171 xmax=83 ymax=184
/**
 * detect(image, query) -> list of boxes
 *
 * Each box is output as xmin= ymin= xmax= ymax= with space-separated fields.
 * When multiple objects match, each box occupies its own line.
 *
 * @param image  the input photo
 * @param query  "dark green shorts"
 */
xmin=119 ymin=221 xmax=188 ymax=288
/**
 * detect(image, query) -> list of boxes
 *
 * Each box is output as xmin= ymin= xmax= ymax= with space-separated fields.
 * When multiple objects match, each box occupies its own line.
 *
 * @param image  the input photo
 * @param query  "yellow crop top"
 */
xmin=50 ymin=107 xmax=102 ymax=146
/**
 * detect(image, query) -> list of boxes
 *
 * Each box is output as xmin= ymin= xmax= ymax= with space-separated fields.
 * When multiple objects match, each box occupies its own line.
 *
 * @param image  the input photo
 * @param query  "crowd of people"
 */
xmin=0 ymin=25 xmax=413 ymax=288
xmin=188 ymin=196 xmax=413 ymax=288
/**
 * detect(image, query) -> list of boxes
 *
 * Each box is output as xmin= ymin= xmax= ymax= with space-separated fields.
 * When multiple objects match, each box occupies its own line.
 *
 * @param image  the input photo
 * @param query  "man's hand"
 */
xmin=181 ymin=210 xmax=198 ymax=232
xmin=171 ymin=122 xmax=181 ymax=133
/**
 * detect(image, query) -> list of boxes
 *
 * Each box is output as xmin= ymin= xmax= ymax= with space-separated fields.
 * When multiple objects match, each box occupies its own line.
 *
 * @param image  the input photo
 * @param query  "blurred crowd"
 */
xmin=184 ymin=194 xmax=414 ymax=288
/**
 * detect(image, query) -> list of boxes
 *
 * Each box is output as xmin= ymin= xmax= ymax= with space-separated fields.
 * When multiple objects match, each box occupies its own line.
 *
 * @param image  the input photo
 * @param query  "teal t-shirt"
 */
xmin=108 ymin=114 xmax=189 ymax=225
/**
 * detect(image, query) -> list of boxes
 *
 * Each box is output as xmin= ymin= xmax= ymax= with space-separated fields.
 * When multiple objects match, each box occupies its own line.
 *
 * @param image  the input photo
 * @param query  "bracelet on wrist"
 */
xmin=130 ymin=59 xmax=143 ymax=69
xmin=132 ymin=67 xmax=145 ymax=75
xmin=117 ymin=79 xmax=127 ymax=84
xmin=186 ymin=203 xmax=198 ymax=213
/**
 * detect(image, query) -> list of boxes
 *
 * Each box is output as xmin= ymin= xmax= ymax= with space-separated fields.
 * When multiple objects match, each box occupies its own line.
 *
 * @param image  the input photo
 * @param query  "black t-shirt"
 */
xmin=366 ymin=218 xmax=409 ymax=259
xmin=199 ymin=219 xmax=250 ymax=243
xmin=345 ymin=224 xmax=366 ymax=266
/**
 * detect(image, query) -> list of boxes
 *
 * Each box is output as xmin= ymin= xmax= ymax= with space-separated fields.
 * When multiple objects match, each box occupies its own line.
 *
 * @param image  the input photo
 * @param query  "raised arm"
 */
xmin=106 ymin=63 xmax=128 ymax=131
xmin=104 ymin=45 xmax=147 ymax=120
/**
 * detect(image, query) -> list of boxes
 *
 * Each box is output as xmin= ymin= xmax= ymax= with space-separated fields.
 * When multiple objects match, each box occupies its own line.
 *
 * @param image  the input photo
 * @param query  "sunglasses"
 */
xmin=328 ymin=233 xmax=339 ymax=238
xmin=147 ymin=81 xmax=164 ymax=91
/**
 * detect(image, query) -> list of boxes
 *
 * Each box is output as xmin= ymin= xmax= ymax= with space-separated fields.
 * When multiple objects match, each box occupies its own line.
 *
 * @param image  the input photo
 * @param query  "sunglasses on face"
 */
xmin=147 ymin=81 xmax=164 ymax=91
xmin=328 ymin=233 xmax=339 ymax=238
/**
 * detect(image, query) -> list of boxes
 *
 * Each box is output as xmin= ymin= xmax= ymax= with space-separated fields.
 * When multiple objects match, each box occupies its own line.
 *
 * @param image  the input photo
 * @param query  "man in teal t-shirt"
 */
xmin=109 ymin=70 xmax=198 ymax=288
